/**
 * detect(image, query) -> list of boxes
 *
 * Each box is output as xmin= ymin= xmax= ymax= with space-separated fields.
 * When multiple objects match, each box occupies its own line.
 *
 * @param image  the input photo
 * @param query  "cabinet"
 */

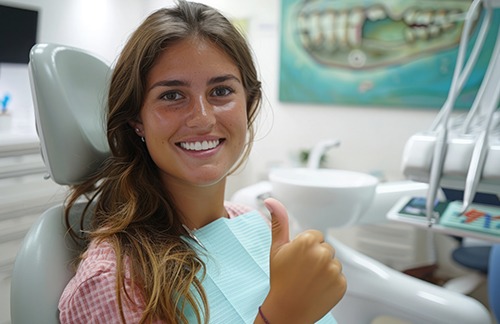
xmin=0 ymin=139 xmax=67 ymax=324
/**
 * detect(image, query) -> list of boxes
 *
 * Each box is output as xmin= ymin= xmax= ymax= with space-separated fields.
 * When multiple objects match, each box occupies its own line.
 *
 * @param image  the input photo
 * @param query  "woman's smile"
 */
xmin=177 ymin=138 xmax=225 ymax=152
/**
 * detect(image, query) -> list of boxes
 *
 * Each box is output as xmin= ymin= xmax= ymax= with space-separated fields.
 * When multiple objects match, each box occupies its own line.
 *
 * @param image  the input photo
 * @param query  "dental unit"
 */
xmin=401 ymin=0 xmax=500 ymax=228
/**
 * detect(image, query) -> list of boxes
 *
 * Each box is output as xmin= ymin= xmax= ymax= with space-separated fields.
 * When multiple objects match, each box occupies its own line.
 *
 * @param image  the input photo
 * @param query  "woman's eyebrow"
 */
xmin=148 ymin=79 xmax=189 ymax=91
xmin=208 ymin=74 xmax=241 ymax=85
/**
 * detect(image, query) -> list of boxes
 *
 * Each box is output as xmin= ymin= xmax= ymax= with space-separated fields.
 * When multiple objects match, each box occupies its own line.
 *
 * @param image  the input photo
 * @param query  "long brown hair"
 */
xmin=64 ymin=1 xmax=262 ymax=323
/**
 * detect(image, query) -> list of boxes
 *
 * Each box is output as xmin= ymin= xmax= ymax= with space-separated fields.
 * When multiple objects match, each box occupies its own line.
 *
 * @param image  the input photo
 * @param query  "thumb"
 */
xmin=264 ymin=198 xmax=290 ymax=252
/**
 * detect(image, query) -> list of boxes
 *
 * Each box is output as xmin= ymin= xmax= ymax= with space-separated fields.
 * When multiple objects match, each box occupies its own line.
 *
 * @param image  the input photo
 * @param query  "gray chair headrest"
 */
xmin=29 ymin=44 xmax=111 ymax=185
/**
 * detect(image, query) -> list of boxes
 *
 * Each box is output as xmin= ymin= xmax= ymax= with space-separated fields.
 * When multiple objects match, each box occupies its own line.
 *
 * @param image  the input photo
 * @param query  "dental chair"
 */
xmin=10 ymin=43 xmax=111 ymax=324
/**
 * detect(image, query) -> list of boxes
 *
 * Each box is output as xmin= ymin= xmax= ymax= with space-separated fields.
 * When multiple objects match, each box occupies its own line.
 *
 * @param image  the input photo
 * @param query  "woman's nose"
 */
xmin=186 ymin=95 xmax=216 ymax=129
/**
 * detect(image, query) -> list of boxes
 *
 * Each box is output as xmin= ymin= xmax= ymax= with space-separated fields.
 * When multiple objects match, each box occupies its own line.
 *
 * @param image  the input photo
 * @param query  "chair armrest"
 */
xmin=329 ymin=236 xmax=492 ymax=324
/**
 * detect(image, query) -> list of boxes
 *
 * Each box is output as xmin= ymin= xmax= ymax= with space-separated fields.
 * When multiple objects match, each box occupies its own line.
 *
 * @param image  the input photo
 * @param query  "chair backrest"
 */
xmin=10 ymin=43 xmax=111 ymax=324
xmin=10 ymin=203 xmax=92 ymax=324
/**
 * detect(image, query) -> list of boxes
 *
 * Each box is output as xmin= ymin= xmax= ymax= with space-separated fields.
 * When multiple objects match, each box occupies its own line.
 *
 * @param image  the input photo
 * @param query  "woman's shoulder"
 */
xmin=80 ymin=240 xmax=118 ymax=270
xmin=58 ymin=240 xmax=143 ymax=323
xmin=60 ymin=240 xmax=119 ymax=299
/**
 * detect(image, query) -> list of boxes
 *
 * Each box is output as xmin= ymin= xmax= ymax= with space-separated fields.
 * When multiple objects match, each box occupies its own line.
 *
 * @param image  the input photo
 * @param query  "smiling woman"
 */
xmin=57 ymin=1 xmax=346 ymax=323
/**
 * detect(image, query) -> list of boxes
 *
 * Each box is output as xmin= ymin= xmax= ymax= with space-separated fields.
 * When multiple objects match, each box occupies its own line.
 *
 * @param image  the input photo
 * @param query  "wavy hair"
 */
xmin=64 ymin=1 xmax=262 ymax=323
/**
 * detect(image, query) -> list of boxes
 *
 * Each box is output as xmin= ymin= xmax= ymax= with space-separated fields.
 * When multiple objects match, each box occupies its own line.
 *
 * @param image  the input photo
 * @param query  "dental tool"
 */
xmin=461 ymin=9 xmax=496 ymax=133
xmin=460 ymin=28 xmax=500 ymax=215
xmin=425 ymin=0 xmax=492 ymax=227
xmin=430 ymin=0 xmax=491 ymax=131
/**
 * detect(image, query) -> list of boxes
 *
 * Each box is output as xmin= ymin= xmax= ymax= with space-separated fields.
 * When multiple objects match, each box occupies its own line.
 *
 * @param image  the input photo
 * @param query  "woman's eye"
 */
xmin=212 ymin=86 xmax=233 ymax=97
xmin=161 ymin=91 xmax=183 ymax=101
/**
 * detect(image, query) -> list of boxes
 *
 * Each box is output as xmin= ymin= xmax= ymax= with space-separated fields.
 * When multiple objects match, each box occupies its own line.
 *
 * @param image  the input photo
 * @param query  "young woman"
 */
xmin=58 ymin=1 xmax=346 ymax=323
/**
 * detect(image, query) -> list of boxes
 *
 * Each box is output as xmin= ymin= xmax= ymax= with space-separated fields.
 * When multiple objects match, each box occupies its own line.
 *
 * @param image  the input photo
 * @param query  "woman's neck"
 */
xmin=167 ymin=180 xmax=227 ymax=230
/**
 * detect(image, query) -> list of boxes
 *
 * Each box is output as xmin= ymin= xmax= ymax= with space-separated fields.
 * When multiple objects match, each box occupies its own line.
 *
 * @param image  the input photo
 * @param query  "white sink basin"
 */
xmin=269 ymin=168 xmax=379 ymax=230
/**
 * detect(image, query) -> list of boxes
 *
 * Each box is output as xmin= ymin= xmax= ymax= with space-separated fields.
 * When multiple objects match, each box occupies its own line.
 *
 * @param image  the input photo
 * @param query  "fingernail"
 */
xmin=264 ymin=199 xmax=274 ymax=214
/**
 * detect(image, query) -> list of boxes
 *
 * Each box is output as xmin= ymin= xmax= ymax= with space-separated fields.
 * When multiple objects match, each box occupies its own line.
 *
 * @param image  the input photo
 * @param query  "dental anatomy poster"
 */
xmin=279 ymin=0 xmax=500 ymax=109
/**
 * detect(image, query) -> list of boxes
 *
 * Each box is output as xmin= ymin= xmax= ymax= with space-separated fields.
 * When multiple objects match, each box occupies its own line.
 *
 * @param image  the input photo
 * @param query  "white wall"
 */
xmin=1 ymin=0 xmax=442 ymax=194
xmin=0 ymin=0 xmax=144 ymax=63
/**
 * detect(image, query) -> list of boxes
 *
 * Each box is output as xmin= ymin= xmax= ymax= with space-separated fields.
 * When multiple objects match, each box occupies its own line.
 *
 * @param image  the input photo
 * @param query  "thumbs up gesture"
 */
xmin=259 ymin=198 xmax=347 ymax=324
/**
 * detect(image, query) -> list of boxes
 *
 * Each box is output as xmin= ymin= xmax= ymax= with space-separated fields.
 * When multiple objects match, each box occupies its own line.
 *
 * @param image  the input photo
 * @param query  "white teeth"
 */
xmin=429 ymin=25 xmax=440 ymax=37
xmin=404 ymin=10 xmax=417 ymax=25
xmin=309 ymin=13 xmax=322 ymax=45
xmin=334 ymin=12 xmax=348 ymax=47
xmin=180 ymin=140 xmax=220 ymax=151
xmin=349 ymin=9 xmax=365 ymax=25
xmin=320 ymin=12 xmax=335 ymax=42
xmin=367 ymin=6 xmax=386 ymax=21
xmin=416 ymin=11 xmax=432 ymax=25
xmin=297 ymin=5 xmax=468 ymax=51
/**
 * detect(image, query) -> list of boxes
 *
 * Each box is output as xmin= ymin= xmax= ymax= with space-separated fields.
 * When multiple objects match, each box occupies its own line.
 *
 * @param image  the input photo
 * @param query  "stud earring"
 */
xmin=134 ymin=128 xmax=145 ymax=142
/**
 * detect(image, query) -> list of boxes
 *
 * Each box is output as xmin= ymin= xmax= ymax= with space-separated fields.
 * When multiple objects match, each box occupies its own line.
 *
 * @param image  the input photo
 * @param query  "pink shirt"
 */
xmin=59 ymin=202 xmax=255 ymax=323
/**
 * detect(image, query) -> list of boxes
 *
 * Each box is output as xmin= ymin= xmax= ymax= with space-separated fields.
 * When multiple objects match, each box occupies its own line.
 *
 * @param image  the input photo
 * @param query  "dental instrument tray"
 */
xmin=388 ymin=196 xmax=500 ymax=242
xmin=440 ymin=200 xmax=500 ymax=236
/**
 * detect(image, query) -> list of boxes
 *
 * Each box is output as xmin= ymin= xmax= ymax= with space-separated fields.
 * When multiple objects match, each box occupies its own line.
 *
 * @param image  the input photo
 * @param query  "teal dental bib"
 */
xmin=183 ymin=210 xmax=337 ymax=323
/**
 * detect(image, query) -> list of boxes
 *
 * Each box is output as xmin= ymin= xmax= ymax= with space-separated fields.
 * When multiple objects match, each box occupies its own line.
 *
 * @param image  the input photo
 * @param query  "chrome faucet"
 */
xmin=307 ymin=139 xmax=341 ymax=169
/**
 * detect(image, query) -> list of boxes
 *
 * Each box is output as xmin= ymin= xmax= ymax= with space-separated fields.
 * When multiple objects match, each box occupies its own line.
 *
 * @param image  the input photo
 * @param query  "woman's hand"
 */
xmin=258 ymin=198 xmax=347 ymax=324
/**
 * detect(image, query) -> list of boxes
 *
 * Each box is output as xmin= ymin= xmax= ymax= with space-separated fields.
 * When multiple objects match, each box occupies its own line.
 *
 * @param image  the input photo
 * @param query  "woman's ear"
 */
xmin=129 ymin=120 xmax=144 ymax=137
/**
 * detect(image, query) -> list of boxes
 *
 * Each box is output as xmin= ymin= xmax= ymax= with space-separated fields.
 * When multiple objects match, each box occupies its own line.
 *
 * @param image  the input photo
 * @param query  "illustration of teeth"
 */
xmin=405 ymin=28 xmax=416 ymax=42
xmin=297 ymin=14 xmax=311 ymax=47
xmin=366 ymin=5 xmax=386 ymax=21
xmin=334 ymin=11 xmax=348 ymax=47
xmin=434 ymin=10 xmax=452 ymax=27
xmin=320 ymin=11 xmax=335 ymax=42
xmin=414 ymin=27 xmax=429 ymax=39
xmin=416 ymin=11 xmax=432 ymax=25
xmin=298 ymin=12 xmax=323 ymax=47
xmin=309 ymin=12 xmax=322 ymax=44
xmin=297 ymin=4 xmax=467 ymax=55
xmin=404 ymin=10 xmax=417 ymax=25
xmin=347 ymin=27 xmax=358 ymax=46
xmin=181 ymin=140 xmax=219 ymax=151
xmin=349 ymin=8 xmax=365 ymax=25
xmin=348 ymin=9 xmax=364 ymax=46
xmin=429 ymin=25 xmax=440 ymax=37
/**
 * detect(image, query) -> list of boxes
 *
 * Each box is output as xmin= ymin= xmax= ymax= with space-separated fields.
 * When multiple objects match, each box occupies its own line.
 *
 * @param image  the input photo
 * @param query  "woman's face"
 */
xmin=132 ymin=38 xmax=248 ymax=189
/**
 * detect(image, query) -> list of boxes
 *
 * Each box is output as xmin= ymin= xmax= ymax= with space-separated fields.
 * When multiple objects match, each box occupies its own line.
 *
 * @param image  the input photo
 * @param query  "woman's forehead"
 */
xmin=147 ymin=38 xmax=241 ymax=85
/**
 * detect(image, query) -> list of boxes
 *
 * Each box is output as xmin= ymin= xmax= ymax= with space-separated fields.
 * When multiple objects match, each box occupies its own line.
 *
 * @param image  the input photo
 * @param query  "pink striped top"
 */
xmin=58 ymin=202 xmax=255 ymax=323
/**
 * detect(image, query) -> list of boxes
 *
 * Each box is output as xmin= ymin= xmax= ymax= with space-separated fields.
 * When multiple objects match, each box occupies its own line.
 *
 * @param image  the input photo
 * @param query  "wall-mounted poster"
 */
xmin=279 ymin=0 xmax=499 ymax=109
